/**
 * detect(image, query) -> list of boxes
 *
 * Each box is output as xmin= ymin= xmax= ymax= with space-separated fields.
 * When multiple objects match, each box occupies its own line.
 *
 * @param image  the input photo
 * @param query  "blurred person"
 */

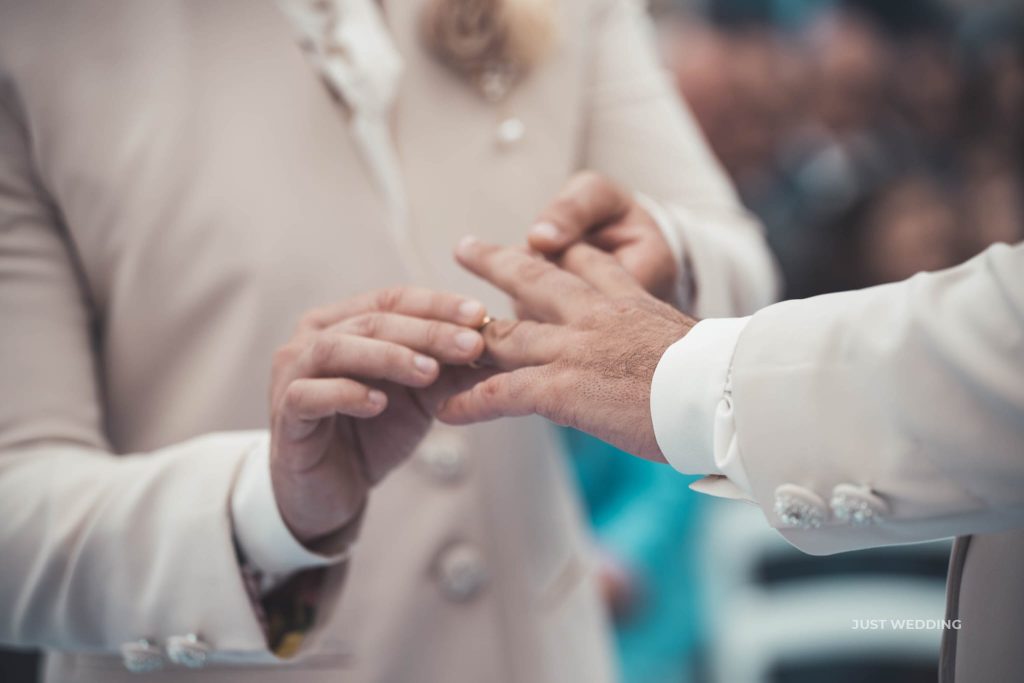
xmin=959 ymin=152 xmax=1024 ymax=256
xmin=857 ymin=174 xmax=962 ymax=285
xmin=0 ymin=1 xmax=778 ymax=682
xmin=809 ymin=7 xmax=890 ymax=137
xmin=441 ymin=226 xmax=1023 ymax=683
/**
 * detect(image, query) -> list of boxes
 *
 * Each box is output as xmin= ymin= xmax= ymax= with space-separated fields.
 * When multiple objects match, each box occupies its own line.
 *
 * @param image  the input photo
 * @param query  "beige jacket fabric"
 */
xmin=0 ymin=1 xmax=775 ymax=681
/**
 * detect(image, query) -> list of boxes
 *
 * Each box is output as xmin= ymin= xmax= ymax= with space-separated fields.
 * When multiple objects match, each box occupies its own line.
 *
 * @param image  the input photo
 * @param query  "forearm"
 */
xmin=0 ymin=433 xmax=273 ymax=657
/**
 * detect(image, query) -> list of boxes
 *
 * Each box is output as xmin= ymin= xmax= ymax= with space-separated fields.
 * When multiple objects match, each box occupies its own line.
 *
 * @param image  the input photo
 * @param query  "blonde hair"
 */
xmin=420 ymin=0 xmax=558 ymax=94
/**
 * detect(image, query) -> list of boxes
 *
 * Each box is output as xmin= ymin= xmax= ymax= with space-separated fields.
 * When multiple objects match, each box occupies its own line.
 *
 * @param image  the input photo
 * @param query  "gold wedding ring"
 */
xmin=469 ymin=316 xmax=494 ymax=369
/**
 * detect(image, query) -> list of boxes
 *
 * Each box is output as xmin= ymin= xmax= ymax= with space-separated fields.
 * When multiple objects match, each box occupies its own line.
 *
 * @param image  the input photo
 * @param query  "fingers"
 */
xmin=455 ymin=236 xmax=597 ymax=322
xmin=557 ymin=243 xmax=647 ymax=298
xmin=436 ymin=367 xmax=547 ymax=425
xmin=477 ymin=318 xmax=559 ymax=370
xmin=299 ymin=334 xmax=442 ymax=388
xmin=298 ymin=287 xmax=487 ymax=332
xmin=280 ymin=377 xmax=387 ymax=424
xmin=333 ymin=313 xmax=484 ymax=365
xmin=528 ymin=171 xmax=631 ymax=253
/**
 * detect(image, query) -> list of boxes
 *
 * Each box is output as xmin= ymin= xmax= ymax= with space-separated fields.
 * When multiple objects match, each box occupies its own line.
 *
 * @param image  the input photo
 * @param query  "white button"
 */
xmin=121 ymin=639 xmax=164 ymax=673
xmin=480 ymin=69 xmax=511 ymax=102
xmin=496 ymin=117 xmax=525 ymax=146
xmin=437 ymin=543 xmax=487 ymax=602
xmin=773 ymin=484 xmax=828 ymax=529
xmin=417 ymin=433 xmax=467 ymax=484
xmin=830 ymin=483 xmax=889 ymax=525
xmin=166 ymin=634 xmax=210 ymax=669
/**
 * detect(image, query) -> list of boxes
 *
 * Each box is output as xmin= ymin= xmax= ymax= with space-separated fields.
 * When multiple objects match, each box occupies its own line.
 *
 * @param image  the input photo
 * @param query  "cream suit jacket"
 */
xmin=677 ymin=243 xmax=1023 ymax=682
xmin=0 ymin=1 xmax=775 ymax=682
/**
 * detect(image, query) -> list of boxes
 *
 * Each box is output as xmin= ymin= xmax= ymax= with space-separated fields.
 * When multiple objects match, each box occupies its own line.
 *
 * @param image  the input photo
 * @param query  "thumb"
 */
xmin=528 ymin=171 xmax=631 ymax=254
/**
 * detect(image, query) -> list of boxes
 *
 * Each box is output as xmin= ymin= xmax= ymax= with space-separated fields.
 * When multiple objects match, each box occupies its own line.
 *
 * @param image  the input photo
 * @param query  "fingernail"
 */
xmin=368 ymin=389 xmax=387 ymax=407
xmin=458 ymin=299 xmax=484 ymax=322
xmin=530 ymin=221 xmax=561 ymax=241
xmin=414 ymin=354 xmax=438 ymax=374
xmin=455 ymin=330 xmax=480 ymax=352
xmin=457 ymin=235 xmax=479 ymax=256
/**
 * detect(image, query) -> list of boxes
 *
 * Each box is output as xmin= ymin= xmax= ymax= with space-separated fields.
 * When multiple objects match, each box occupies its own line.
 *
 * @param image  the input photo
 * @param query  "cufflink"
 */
xmin=166 ymin=633 xmax=211 ymax=669
xmin=773 ymin=484 xmax=828 ymax=529
xmin=121 ymin=639 xmax=164 ymax=673
xmin=830 ymin=483 xmax=889 ymax=526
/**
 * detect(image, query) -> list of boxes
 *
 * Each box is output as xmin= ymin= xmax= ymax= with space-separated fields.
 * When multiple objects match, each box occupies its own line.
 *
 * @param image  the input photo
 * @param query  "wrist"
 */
xmin=232 ymin=435 xmax=356 ymax=578
xmin=270 ymin=444 xmax=370 ymax=547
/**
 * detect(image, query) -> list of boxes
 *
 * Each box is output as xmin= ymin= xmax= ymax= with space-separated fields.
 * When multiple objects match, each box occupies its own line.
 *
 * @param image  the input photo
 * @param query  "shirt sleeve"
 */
xmin=649 ymin=317 xmax=755 ymax=500
xmin=230 ymin=432 xmax=352 ymax=583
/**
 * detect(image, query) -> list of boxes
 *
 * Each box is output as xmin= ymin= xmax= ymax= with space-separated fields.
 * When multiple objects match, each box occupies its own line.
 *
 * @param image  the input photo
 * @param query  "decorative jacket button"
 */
xmin=417 ymin=433 xmax=467 ymax=484
xmin=121 ymin=639 xmax=164 ymax=673
xmin=773 ymin=484 xmax=828 ymax=529
xmin=496 ymin=117 xmax=525 ymax=147
xmin=437 ymin=543 xmax=487 ymax=602
xmin=830 ymin=483 xmax=889 ymax=525
xmin=166 ymin=634 xmax=210 ymax=669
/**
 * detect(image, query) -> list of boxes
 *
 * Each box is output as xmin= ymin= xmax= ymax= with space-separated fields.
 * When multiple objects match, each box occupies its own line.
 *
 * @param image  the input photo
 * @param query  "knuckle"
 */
xmin=374 ymin=287 xmax=403 ymax=312
xmin=481 ymin=375 xmax=508 ymax=401
xmin=515 ymin=258 xmax=552 ymax=283
xmin=296 ymin=309 xmax=322 ymax=332
xmin=554 ymin=195 xmax=588 ymax=227
xmin=281 ymin=382 xmax=306 ymax=413
xmin=385 ymin=343 xmax=411 ymax=368
xmin=310 ymin=335 xmax=339 ymax=368
xmin=424 ymin=320 xmax=445 ymax=348
xmin=349 ymin=313 xmax=380 ymax=338
xmin=487 ymin=319 xmax=522 ymax=344
xmin=272 ymin=342 xmax=301 ymax=369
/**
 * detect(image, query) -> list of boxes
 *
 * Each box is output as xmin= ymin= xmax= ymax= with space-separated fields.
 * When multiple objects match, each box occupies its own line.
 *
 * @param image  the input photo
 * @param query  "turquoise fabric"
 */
xmin=562 ymin=428 xmax=706 ymax=683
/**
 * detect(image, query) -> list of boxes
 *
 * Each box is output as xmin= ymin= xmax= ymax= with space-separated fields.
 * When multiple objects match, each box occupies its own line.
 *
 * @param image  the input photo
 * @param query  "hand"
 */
xmin=438 ymin=238 xmax=696 ymax=460
xmin=527 ymin=171 xmax=680 ymax=302
xmin=270 ymin=287 xmax=488 ymax=545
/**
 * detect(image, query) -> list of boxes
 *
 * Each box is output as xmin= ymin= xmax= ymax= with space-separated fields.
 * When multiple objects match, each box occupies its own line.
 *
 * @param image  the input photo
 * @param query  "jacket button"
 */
xmin=121 ymin=639 xmax=164 ymax=673
xmin=437 ymin=543 xmax=487 ymax=602
xmin=773 ymin=484 xmax=828 ymax=529
xmin=417 ymin=433 xmax=467 ymax=485
xmin=830 ymin=483 xmax=889 ymax=525
xmin=166 ymin=634 xmax=210 ymax=669
xmin=496 ymin=117 xmax=525 ymax=147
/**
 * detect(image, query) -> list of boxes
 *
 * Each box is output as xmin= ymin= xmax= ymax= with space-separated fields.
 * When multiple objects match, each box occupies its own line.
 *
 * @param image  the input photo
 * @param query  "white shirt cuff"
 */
xmin=650 ymin=317 xmax=749 ymax=474
xmin=230 ymin=433 xmax=350 ymax=579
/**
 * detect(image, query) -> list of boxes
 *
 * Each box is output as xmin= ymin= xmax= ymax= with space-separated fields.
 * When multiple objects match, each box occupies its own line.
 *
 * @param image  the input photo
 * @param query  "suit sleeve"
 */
xmin=728 ymin=242 xmax=1024 ymax=555
xmin=0 ymin=75 xmax=289 ymax=660
xmin=581 ymin=0 xmax=779 ymax=317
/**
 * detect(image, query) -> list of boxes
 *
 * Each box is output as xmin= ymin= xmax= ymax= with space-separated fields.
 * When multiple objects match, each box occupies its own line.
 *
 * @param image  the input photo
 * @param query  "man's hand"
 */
xmin=527 ymin=171 xmax=681 ymax=302
xmin=270 ymin=287 xmax=487 ymax=545
xmin=437 ymin=238 xmax=696 ymax=461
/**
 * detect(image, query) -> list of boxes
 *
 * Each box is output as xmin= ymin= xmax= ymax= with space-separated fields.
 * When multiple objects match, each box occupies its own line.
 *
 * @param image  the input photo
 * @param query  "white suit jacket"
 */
xmin=653 ymin=241 xmax=1024 ymax=682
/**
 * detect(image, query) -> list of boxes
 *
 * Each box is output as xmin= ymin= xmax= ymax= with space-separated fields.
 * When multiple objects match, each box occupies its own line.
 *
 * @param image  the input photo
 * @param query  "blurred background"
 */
xmin=1 ymin=0 xmax=1020 ymax=681
xmin=567 ymin=0 xmax=1022 ymax=682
